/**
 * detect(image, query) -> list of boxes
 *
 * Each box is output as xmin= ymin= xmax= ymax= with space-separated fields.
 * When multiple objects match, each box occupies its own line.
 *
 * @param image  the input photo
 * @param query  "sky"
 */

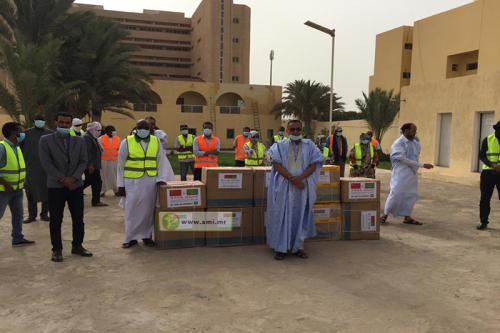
xmin=75 ymin=0 xmax=472 ymax=111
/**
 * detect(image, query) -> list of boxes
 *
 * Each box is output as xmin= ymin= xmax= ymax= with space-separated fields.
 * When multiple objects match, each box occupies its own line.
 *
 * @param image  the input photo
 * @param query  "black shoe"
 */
xmin=51 ymin=250 xmax=63 ymax=262
xmin=92 ymin=202 xmax=108 ymax=207
xmin=274 ymin=252 xmax=286 ymax=261
xmin=40 ymin=215 xmax=50 ymax=222
xmin=477 ymin=223 xmax=488 ymax=230
xmin=122 ymin=240 xmax=138 ymax=249
xmin=23 ymin=217 xmax=36 ymax=224
xmin=71 ymin=246 xmax=93 ymax=257
xmin=143 ymin=238 xmax=155 ymax=247
xmin=12 ymin=238 xmax=35 ymax=247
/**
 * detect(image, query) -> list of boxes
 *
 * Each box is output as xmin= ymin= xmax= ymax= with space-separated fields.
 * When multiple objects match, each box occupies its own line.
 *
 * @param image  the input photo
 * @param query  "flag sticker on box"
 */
xmin=218 ymin=173 xmax=243 ymax=189
xmin=361 ymin=211 xmax=377 ymax=232
xmin=348 ymin=181 xmax=377 ymax=199
xmin=166 ymin=188 xmax=201 ymax=208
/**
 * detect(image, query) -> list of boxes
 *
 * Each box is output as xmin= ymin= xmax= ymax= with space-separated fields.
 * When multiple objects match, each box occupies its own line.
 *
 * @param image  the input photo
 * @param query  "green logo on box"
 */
xmin=186 ymin=189 xmax=199 ymax=195
xmin=162 ymin=213 xmax=180 ymax=231
xmin=365 ymin=183 xmax=375 ymax=189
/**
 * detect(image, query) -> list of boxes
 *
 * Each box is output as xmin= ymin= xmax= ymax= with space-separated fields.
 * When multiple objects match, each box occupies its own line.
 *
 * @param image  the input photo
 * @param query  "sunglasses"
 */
xmin=288 ymin=127 xmax=302 ymax=132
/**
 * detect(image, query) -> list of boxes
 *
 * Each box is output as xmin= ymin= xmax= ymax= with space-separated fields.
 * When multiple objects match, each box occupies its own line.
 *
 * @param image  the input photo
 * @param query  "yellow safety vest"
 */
xmin=274 ymin=135 xmax=288 ymax=143
xmin=124 ymin=135 xmax=159 ymax=178
xmin=323 ymin=147 xmax=330 ymax=158
xmin=350 ymin=143 xmax=374 ymax=167
xmin=483 ymin=134 xmax=500 ymax=170
xmin=69 ymin=128 xmax=85 ymax=136
xmin=176 ymin=134 xmax=194 ymax=160
xmin=244 ymin=141 xmax=265 ymax=166
xmin=0 ymin=141 xmax=26 ymax=191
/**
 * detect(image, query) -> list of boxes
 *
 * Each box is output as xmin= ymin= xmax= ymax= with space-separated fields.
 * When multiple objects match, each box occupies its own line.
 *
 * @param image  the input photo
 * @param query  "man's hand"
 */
xmin=423 ymin=163 xmax=434 ymax=170
xmin=116 ymin=187 xmax=126 ymax=197
xmin=4 ymin=183 xmax=14 ymax=193
xmin=62 ymin=177 xmax=77 ymax=191
xmin=290 ymin=176 xmax=305 ymax=190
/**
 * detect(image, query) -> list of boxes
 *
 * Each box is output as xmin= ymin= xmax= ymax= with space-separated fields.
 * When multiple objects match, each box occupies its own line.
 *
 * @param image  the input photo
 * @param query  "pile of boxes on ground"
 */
xmin=155 ymin=166 xmax=381 ymax=249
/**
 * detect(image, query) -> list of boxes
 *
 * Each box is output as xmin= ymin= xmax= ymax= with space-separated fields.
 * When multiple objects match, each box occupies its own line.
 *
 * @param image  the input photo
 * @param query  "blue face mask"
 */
xmin=17 ymin=133 xmax=26 ymax=143
xmin=361 ymin=139 xmax=370 ymax=145
xmin=321 ymin=143 xmax=326 ymax=148
xmin=289 ymin=135 xmax=303 ymax=141
xmin=112 ymin=131 xmax=117 ymax=136
xmin=136 ymin=129 xmax=150 ymax=139
xmin=278 ymin=131 xmax=285 ymax=136
xmin=203 ymin=128 xmax=212 ymax=136
xmin=34 ymin=120 xmax=45 ymax=128
xmin=56 ymin=127 xmax=70 ymax=136
xmin=181 ymin=130 xmax=188 ymax=136
xmin=243 ymin=131 xmax=250 ymax=137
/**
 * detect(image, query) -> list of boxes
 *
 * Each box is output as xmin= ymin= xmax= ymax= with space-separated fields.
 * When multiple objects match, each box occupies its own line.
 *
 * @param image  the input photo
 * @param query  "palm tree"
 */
xmin=355 ymin=88 xmax=400 ymax=149
xmin=0 ymin=0 xmax=16 ymax=43
xmin=273 ymin=79 xmax=344 ymax=137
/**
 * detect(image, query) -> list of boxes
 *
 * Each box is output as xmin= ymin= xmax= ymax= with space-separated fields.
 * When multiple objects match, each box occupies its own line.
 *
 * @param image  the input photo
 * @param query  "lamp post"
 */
xmin=304 ymin=20 xmax=335 ymax=137
xmin=269 ymin=50 xmax=275 ymax=86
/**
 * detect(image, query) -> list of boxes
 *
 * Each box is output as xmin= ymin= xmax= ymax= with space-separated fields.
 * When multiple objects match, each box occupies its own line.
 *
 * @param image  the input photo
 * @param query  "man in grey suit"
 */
xmin=39 ymin=112 xmax=93 ymax=262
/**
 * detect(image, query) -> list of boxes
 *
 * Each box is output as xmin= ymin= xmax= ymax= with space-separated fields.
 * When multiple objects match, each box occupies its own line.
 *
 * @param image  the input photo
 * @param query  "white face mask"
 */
xmin=181 ymin=130 xmax=188 ymax=135
xmin=336 ymin=132 xmax=342 ymax=137
xmin=289 ymin=135 xmax=303 ymax=141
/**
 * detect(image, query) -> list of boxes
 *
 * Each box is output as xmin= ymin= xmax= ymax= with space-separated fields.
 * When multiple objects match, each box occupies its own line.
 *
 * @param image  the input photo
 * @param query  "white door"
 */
xmin=477 ymin=112 xmax=495 ymax=171
xmin=437 ymin=113 xmax=452 ymax=167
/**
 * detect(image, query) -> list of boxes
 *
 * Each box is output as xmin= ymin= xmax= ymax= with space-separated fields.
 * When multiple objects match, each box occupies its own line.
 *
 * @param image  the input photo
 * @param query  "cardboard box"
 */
xmin=308 ymin=203 xmax=342 ymax=241
xmin=205 ymin=207 xmax=254 ymax=246
xmin=340 ymin=177 xmax=380 ymax=203
xmin=341 ymin=202 xmax=380 ymax=240
xmin=154 ymin=208 xmax=206 ymax=249
xmin=158 ymin=181 xmax=206 ymax=211
xmin=252 ymin=206 xmax=267 ymax=244
xmin=252 ymin=167 xmax=272 ymax=207
xmin=316 ymin=182 xmax=340 ymax=203
xmin=202 ymin=167 xmax=254 ymax=207
xmin=319 ymin=165 xmax=340 ymax=183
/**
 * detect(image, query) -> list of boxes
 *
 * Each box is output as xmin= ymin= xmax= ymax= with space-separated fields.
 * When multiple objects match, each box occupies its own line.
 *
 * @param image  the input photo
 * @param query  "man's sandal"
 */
xmin=403 ymin=219 xmax=423 ymax=226
xmin=294 ymin=250 xmax=309 ymax=259
xmin=380 ymin=215 xmax=389 ymax=224
xmin=274 ymin=252 xmax=286 ymax=260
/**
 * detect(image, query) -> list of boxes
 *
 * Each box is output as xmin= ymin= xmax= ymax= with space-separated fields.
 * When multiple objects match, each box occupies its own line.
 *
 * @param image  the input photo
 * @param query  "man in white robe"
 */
xmin=117 ymin=120 xmax=175 ymax=248
xmin=381 ymin=123 xmax=434 ymax=225
xmin=98 ymin=125 xmax=119 ymax=196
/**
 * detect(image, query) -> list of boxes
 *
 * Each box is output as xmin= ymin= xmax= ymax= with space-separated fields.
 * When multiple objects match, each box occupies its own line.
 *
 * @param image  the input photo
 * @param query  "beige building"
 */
xmin=369 ymin=0 xmax=500 ymax=176
xmin=72 ymin=0 xmax=250 ymax=84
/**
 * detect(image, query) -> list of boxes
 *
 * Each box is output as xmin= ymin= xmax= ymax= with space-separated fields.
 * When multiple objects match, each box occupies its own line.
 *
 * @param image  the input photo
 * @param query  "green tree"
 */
xmin=273 ymin=79 xmax=344 ymax=137
xmin=355 ymin=88 xmax=400 ymax=149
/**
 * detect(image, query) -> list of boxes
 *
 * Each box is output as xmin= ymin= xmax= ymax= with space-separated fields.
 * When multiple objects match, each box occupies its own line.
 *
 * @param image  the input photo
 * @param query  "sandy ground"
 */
xmin=0 ymin=170 xmax=499 ymax=333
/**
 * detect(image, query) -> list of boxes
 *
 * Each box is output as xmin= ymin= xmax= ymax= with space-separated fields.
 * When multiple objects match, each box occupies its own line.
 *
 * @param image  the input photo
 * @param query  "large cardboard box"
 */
xmin=205 ymin=207 xmax=254 ymax=246
xmin=252 ymin=206 xmax=266 ymax=244
xmin=158 ymin=181 xmax=206 ymax=211
xmin=341 ymin=202 xmax=380 ymax=240
xmin=252 ymin=166 xmax=272 ymax=207
xmin=308 ymin=203 xmax=342 ymax=241
xmin=202 ymin=167 xmax=254 ymax=207
xmin=319 ymin=165 xmax=340 ymax=183
xmin=340 ymin=177 xmax=380 ymax=203
xmin=154 ymin=208 xmax=206 ymax=249
xmin=316 ymin=165 xmax=341 ymax=203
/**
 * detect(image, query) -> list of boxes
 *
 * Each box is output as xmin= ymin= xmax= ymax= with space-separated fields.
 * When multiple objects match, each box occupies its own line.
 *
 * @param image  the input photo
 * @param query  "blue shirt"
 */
xmin=0 ymin=139 xmax=19 ymax=169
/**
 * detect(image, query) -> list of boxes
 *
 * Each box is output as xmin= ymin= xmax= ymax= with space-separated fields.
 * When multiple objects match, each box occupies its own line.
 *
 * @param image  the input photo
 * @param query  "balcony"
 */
xmin=180 ymin=105 xmax=203 ymax=113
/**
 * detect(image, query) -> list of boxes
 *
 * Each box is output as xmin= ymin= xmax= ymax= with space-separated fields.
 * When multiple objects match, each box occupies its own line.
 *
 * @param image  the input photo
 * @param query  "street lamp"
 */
xmin=304 ymin=20 xmax=336 ymax=137
xmin=269 ymin=50 xmax=275 ymax=86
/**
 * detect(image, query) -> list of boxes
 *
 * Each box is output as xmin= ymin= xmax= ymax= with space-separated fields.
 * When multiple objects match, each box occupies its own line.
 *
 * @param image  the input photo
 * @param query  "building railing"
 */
xmin=219 ymin=106 xmax=241 ymax=114
xmin=180 ymin=105 xmax=204 ymax=113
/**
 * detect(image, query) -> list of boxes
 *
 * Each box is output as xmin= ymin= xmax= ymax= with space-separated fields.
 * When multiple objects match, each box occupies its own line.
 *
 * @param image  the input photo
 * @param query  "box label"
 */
xmin=348 ymin=181 xmax=377 ymax=199
xmin=218 ymin=173 xmax=243 ymax=189
xmin=158 ymin=212 xmax=241 ymax=232
xmin=319 ymin=171 xmax=331 ymax=183
xmin=313 ymin=207 xmax=332 ymax=219
xmin=361 ymin=211 xmax=377 ymax=232
xmin=166 ymin=188 xmax=201 ymax=208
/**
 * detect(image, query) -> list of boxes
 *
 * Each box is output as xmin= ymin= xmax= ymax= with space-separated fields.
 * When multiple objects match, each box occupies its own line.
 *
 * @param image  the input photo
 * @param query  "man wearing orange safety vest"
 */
xmin=193 ymin=121 xmax=220 ymax=181
xmin=99 ymin=125 xmax=120 ymax=197
xmin=233 ymin=126 xmax=251 ymax=167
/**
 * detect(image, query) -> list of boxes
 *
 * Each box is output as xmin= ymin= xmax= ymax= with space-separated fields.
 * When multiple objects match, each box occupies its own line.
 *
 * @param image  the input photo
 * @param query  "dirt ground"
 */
xmin=0 ymin=170 xmax=499 ymax=333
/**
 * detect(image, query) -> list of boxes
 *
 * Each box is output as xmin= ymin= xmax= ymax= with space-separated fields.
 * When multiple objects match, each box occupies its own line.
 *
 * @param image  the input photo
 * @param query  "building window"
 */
xmin=232 ymin=37 xmax=239 ymax=43
xmin=451 ymin=64 xmax=459 ymax=72
xmin=134 ymin=103 xmax=157 ymax=112
xmin=232 ymin=57 xmax=239 ymax=63
xmin=233 ymin=18 xmax=239 ymax=24
xmin=181 ymin=105 xmax=203 ymax=113
xmin=232 ymin=76 xmax=239 ymax=82
xmin=466 ymin=62 xmax=478 ymax=71
xmin=220 ymin=106 xmax=241 ymax=114
xmin=404 ymin=43 xmax=413 ymax=50
xmin=226 ymin=129 xmax=235 ymax=139
xmin=402 ymin=72 xmax=411 ymax=79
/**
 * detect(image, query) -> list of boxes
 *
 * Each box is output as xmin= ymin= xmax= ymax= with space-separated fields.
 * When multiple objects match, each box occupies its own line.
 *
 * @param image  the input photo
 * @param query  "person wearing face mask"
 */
xmin=329 ymin=127 xmax=348 ymax=177
xmin=348 ymin=133 xmax=378 ymax=178
xmin=83 ymin=122 xmax=107 ymax=207
xmin=272 ymin=126 xmax=288 ymax=145
xmin=233 ymin=126 xmax=251 ymax=167
xmin=244 ymin=130 xmax=266 ymax=166
xmin=380 ymin=123 xmax=434 ymax=226
xmin=266 ymin=120 xmax=325 ymax=260
xmin=98 ymin=125 xmax=120 ymax=197
xmin=39 ymin=112 xmax=92 ymax=262
xmin=476 ymin=120 xmax=500 ymax=230
xmin=145 ymin=116 xmax=168 ymax=152
xmin=20 ymin=114 xmax=52 ymax=224
xmin=0 ymin=122 xmax=35 ymax=247
xmin=175 ymin=124 xmax=195 ymax=181
xmin=69 ymin=118 xmax=85 ymax=137
xmin=193 ymin=122 xmax=220 ymax=181
xmin=116 ymin=119 xmax=175 ymax=248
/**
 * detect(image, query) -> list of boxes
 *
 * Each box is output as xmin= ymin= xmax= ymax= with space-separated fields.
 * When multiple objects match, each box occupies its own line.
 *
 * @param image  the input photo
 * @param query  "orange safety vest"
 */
xmin=234 ymin=134 xmax=250 ymax=160
xmin=370 ymin=138 xmax=379 ymax=150
xmin=195 ymin=135 xmax=219 ymax=168
xmin=100 ymin=135 xmax=120 ymax=161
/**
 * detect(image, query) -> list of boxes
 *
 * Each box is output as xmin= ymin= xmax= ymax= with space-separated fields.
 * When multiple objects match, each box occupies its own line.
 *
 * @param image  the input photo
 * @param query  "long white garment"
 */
xmin=154 ymin=129 xmax=168 ymax=151
xmin=117 ymin=137 xmax=175 ymax=242
xmin=384 ymin=135 xmax=424 ymax=217
xmin=100 ymin=160 xmax=118 ymax=194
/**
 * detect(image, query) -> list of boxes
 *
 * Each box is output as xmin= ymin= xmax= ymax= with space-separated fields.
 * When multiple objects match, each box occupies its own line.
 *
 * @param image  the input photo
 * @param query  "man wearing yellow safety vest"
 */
xmin=233 ymin=126 xmax=251 ymax=167
xmin=0 ymin=122 xmax=35 ymax=247
xmin=477 ymin=120 xmax=500 ymax=230
xmin=348 ymin=133 xmax=378 ymax=178
xmin=117 ymin=119 xmax=174 ymax=248
xmin=244 ymin=130 xmax=266 ymax=166
xmin=175 ymin=124 xmax=195 ymax=181
xmin=70 ymin=118 xmax=85 ymax=136
xmin=272 ymin=126 xmax=288 ymax=145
